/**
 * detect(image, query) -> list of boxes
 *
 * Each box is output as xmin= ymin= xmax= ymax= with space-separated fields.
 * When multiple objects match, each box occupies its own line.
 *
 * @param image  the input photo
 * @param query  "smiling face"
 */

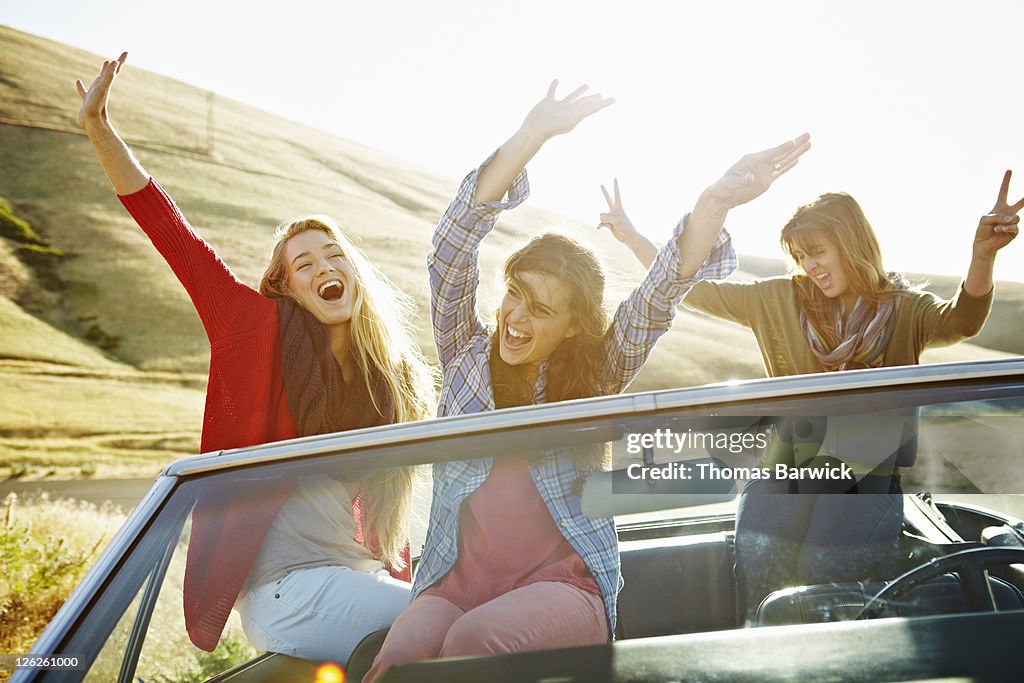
xmin=787 ymin=231 xmax=857 ymax=305
xmin=282 ymin=229 xmax=357 ymax=327
xmin=781 ymin=193 xmax=892 ymax=311
xmin=498 ymin=270 xmax=580 ymax=368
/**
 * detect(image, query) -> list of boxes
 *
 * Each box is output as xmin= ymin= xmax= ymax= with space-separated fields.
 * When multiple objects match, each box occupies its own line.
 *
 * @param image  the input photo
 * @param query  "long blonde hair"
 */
xmin=260 ymin=216 xmax=436 ymax=568
xmin=780 ymin=193 xmax=907 ymax=349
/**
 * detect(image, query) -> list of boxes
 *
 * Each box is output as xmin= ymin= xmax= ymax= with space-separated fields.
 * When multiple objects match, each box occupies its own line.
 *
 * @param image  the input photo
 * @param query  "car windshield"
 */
xmin=27 ymin=366 xmax=1024 ymax=683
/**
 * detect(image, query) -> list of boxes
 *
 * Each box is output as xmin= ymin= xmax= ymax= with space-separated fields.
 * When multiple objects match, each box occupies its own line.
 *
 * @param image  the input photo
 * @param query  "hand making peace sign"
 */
xmin=974 ymin=170 xmax=1022 ymax=260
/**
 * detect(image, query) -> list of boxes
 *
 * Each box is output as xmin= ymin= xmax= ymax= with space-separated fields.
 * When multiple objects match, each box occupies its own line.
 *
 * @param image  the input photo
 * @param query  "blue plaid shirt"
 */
xmin=414 ymin=156 xmax=737 ymax=634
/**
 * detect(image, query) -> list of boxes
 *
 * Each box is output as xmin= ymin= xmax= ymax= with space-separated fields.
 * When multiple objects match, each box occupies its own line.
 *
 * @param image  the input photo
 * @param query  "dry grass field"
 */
xmin=0 ymin=24 xmax=1019 ymax=480
xmin=0 ymin=494 xmax=125 ymax=675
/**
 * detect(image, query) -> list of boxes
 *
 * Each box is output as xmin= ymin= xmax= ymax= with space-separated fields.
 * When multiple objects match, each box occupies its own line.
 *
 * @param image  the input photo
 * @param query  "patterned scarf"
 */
xmin=800 ymin=273 xmax=908 ymax=372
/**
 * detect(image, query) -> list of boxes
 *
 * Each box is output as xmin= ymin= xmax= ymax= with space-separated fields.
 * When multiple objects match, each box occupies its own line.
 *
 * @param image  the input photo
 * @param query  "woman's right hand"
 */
xmin=73 ymin=51 xmax=148 ymax=195
xmin=76 ymin=52 xmax=127 ymax=132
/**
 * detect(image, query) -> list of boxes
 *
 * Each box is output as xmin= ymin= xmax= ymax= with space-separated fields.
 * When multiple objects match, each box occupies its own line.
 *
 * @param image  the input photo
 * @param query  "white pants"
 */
xmin=237 ymin=565 xmax=411 ymax=664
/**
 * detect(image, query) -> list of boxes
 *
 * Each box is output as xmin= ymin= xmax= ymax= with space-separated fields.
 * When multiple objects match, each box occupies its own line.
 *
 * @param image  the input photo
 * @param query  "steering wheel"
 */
xmin=855 ymin=547 xmax=1024 ymax=620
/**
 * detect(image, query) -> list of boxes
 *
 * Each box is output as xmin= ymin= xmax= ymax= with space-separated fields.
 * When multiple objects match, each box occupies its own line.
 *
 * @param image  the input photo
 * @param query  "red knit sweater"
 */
xmin=119 ymin=179 xmax=410 ymax=652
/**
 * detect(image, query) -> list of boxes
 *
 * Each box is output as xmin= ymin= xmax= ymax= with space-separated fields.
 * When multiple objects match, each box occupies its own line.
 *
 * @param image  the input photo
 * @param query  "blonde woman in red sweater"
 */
xmin=76 ymin=53 xmax=435 ymax=662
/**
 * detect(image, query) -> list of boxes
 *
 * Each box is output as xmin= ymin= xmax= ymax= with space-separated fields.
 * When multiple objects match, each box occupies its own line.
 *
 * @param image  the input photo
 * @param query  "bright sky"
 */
xmin=6 ymin=0 xmax=1024 ymax=280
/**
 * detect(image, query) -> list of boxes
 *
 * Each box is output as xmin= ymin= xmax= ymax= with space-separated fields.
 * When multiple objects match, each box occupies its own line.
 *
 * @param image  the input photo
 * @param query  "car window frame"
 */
xmin=115 ymin=523 xmax=179 ymax=683
xmin=15 ymin=478 xmax=192 ymax=683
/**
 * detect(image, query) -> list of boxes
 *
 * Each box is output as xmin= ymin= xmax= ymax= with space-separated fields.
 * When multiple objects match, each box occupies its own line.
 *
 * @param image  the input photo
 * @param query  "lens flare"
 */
xmin=314 ymin=662 xmax=345 ymax=683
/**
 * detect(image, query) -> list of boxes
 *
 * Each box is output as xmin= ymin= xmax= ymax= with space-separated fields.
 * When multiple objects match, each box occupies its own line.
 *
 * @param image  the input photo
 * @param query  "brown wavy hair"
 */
xmin=260 ymin=215 xmax=436 ymax=569
xmin=780 ymin=193 xmax=908 ymax=350
xmin=490 ymin=232 xmax=611 ymax=473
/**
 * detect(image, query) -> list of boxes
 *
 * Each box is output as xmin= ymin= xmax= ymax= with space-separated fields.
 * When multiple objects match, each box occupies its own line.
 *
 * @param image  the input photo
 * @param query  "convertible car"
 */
xmin=12 ymin=357 xmax=1024 ymax=683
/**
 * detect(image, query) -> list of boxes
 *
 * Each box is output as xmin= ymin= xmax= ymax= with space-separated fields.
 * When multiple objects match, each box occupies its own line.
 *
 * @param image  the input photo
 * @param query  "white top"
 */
xmin=242 ymin=475 xmax=383 ymax=595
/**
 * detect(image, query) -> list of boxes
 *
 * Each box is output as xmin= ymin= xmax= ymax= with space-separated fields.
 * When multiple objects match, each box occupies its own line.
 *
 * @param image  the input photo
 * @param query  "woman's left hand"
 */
xmin=974 ymin=170 xmax=1022 ymax=260
xmin=519 ymin=80 xmax=615 ymax=142
xmin=700 ymin=133 xmax=812 ymax=211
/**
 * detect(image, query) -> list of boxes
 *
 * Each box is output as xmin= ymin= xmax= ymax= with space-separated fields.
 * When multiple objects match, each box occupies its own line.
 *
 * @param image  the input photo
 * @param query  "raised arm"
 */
xmin=596 ymin=179 xmax=756 ymax=323
xmin=596 ymin=136 xmax=811 ymax=390
xmin=598 ymin=179 xmax=658 ymax=269
xmin=964 ymin=169 xmax=1021 ymax=296
xmin=476 ymin=80 xmax=614 ymax=203
xmin=684 ymin=133 xmax=810 ymax=276
xmin=598 ymin=134 xmax=812 ymax=277
xmin=74 ymin=53 xmax=269 ymax=342
xmin=76 ymin=52 xmax=148 ymax=195
xmin=596 ymin=186 xmax=757 ymax=324
xmin=429 ymin=82 xmax=613 ymax=367
xmin=428 ymin=161 xmax=529 ymax=367
xmin=915 ymin=171 xmax=1021 ymax=347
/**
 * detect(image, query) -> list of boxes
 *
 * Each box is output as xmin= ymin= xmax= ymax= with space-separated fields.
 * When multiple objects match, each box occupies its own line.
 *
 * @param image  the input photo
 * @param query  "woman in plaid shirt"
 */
xmin=366 ymin=82 xmax=809 ymax=680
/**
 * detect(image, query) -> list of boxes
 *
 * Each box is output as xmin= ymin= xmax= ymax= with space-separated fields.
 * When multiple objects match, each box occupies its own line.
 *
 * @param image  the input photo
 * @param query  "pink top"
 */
xmin=424 ymin=457 xmax=601 ymax=611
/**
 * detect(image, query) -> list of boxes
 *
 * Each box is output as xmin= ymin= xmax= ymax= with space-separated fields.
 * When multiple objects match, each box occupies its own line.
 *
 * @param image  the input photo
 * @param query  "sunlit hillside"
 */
xmin=0 ymin=25 xmax=1016 ymax=477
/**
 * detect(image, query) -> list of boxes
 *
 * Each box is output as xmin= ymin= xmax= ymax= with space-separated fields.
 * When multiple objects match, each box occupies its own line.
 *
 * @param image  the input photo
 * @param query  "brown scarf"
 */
xmin=276 ymin=297 xmax=394 ymax=437
xmin=488 ymin=339 xmax=536 ymax=410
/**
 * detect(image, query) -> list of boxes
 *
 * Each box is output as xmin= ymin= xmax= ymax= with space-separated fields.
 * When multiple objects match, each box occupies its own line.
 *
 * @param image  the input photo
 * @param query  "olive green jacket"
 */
xmin=684 ymin=276 xmax=993 ymax=377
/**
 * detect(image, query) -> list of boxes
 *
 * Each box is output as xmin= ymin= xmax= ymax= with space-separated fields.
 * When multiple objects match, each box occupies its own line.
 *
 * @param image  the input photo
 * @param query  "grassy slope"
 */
xmin=0 ymin=25 xmax=1016 ymax=476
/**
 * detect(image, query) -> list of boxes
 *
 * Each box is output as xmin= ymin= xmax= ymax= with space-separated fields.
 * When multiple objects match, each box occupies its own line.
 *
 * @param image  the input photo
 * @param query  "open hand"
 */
xmin=701 ymin=133 xmax=812 ymax=210
xmin=75 ymin=52 xmax=127 ymax=131
xmin=520 ymin=80 xmax=614 ymax=141
xmin=974 ymin=170 xmax=1022 ymax=260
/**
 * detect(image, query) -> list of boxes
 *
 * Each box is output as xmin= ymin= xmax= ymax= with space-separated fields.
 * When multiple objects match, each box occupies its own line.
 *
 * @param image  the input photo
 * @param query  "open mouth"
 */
xmin=812 ymin=271 xmax=832 ymax=291
xmin=503 ymin=322 xmax=532 ymax=351
xmin=317 ymin=279 xmax=345 ymax=302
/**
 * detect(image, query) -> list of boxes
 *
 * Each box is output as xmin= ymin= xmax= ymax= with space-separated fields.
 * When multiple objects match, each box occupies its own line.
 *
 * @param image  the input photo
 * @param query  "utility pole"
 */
xmin=206 ymin=91 xmax=215 ymax=156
